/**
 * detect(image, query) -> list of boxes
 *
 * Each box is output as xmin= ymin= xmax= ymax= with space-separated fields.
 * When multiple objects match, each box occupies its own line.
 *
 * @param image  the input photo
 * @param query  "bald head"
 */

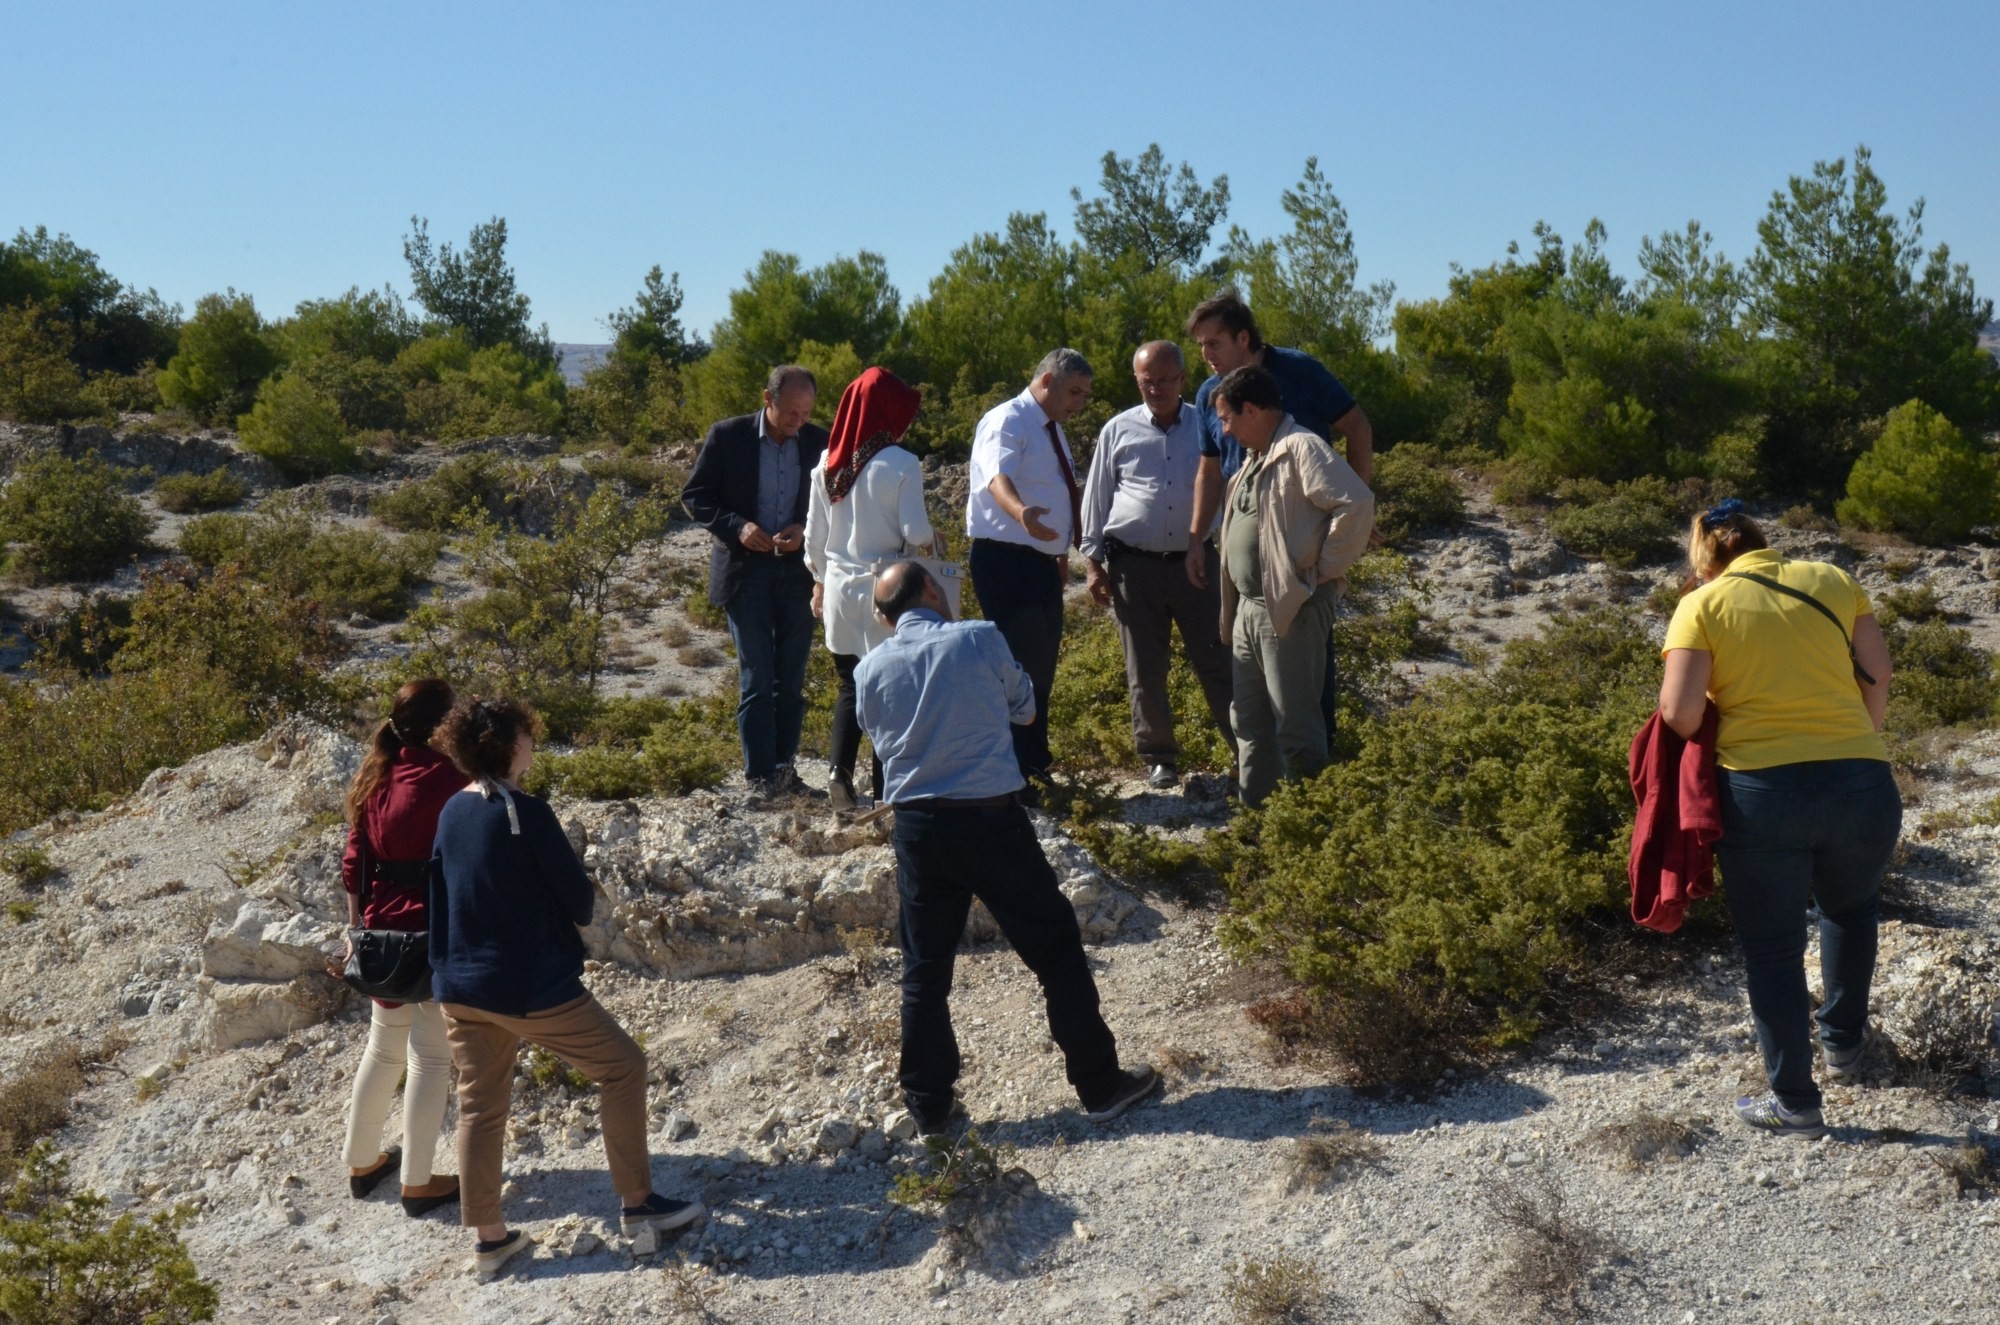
xmin=873 ymin=560 xmax=940 ymax=624
xmin=1133 ymin=340 xmax=1188 ymax=425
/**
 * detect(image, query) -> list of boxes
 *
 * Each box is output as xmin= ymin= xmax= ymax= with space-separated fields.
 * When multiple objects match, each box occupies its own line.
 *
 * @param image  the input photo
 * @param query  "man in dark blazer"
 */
xmin=682 ymin=364 xmax=828 ymax=793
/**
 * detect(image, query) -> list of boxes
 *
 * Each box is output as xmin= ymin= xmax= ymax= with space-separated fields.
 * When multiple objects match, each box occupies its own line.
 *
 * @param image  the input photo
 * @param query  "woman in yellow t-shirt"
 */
xmin=1659 ymin=499 xmax=1899 ymax=1139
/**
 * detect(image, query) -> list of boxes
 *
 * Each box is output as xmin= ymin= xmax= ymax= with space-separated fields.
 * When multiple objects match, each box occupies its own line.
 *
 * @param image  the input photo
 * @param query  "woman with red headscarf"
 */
xmin=804 ymin=366 xmax=933 ymax=809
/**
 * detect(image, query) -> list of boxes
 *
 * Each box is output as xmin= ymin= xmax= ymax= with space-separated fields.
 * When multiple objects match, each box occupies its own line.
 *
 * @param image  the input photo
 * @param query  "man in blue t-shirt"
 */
xmin=1182 ymin=290 xmax=1374 ymax=751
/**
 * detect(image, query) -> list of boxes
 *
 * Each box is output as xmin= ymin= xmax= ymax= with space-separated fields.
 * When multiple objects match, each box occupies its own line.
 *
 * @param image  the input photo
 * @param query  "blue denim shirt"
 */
xmin=854 ymin=609 xmax=1034 ymax=803
xmin=754 ymin=408 xmax=801 ymax=534
xmin=1195 ymin=345 xmax=1357 ymax=479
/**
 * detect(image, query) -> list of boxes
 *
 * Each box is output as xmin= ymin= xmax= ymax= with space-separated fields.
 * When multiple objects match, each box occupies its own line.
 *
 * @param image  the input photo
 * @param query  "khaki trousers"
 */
xmin=1231 ymin=581 xmax=1342 ymax=807
xmin=441 ymin=993 xmax=651 ymax=1228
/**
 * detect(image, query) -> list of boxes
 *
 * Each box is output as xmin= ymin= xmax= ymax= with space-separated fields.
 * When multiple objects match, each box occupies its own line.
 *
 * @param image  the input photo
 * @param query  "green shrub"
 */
xmin=0 ymin=452 xmax=152 ymax=582
xmin=180 ymin=499 xmax=436 ymax=619
xmin=1837 ymin=399 xmax=1997 ymax=545
xmin=396 ymin=487 xmax=667 ymax=737
xmin=396 ymin=334 xmax=565 ymax=441
xmin=0 ymin=665 xmax=255 ymax=839
xmin=1885 ymin=619 xmax=1997 ymax=734
xmin=579 ymin=449 xmax=687 ymax=501
xmin=1372 ymin=442 xmax=1466 ymax=542
xmin=76 ymin=366 xmax=163 ymax=417
xmin=1049 ymin=606 xmax=1232 ymax=775
xmin=1218 ymin=609 xmax=1659 ymax=1061
xmin=0 ymin=303 xmax=85 ymax=422
xmin=113 ymin=562 xmax=346 ymax=724
xmin=373 ymin=452 xmax=522 ymax=532
xmin=526 ymin=745 xmax=652 ymax=800
xmin=1545 ymin=475 xmax=1686 ymax=568
xmin=567 ymin=354 xmax=698 ymax=450
xmin=1 ymin=845 xmax=56 ymax=889
xmin=150 ymin=467 xmax=245 ymax=514
xmin=523 ymin=697 xmax=735 ymax=800
xmin=1875 ymin=581 xmax=1945 ymax=627
xmin=236 ymin=372 xmax=357 ymax=479
xmin=0 ymin=1143 xmax=218 ymax=1324
xmin=156 ymin=291 xmax=276 ymax=425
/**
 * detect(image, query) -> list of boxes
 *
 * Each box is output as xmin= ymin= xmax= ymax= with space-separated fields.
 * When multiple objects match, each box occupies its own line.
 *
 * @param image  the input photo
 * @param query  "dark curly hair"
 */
xmin=434 ymin=696 xmax=543 ymax=783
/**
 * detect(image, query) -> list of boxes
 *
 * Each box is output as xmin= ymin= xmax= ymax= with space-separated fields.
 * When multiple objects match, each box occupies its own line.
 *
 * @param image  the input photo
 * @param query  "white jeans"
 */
xmin=341 ymin=998 xmax=452 ymax=1186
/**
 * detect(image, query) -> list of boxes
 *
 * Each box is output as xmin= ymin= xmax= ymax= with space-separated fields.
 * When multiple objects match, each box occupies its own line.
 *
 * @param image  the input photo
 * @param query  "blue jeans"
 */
xmin=723 ymin=556 xmax=814 ymax=781
xmin=1716 ymin=758 xmax=1901 ymax=1110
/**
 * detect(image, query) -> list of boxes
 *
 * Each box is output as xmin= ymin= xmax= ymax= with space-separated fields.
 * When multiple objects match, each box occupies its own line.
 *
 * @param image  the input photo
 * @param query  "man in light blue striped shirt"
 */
xmin=853 ymin=561 xmax=1159 ymax=1135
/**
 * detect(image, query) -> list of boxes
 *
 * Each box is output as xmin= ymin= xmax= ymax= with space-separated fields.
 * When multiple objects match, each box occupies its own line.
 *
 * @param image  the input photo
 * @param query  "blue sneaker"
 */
xmin=1735 ymin=1093 xmax=1827 ymax=1139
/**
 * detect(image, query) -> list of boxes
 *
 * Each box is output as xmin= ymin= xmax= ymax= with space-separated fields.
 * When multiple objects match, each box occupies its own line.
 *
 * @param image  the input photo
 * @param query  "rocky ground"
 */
xmin=2 ymin=423 xmax=1998 ymax=1324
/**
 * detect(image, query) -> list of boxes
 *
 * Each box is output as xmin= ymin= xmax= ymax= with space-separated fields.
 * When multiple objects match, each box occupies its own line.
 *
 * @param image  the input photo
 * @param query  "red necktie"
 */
xmin=1046 ymin=421 xmax=1081 ymax=551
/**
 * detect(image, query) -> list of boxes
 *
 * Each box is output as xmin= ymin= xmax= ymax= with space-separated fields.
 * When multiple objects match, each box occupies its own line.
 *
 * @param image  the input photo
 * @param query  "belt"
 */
xmin=972 ymin=537 xmax=1063 ymax=562
xmin=1105 ymin=536 xmax=1206 ymax=562
xmin=367 ymin=858 xmax=429 ymax=887
xmin=894 ymin=792 xmax=1019 ymax=811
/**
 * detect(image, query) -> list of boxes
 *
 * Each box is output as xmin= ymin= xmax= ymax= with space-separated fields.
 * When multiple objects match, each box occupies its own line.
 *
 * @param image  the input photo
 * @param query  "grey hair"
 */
xmin=1032 ymin=347 xmax=1093 ymax=388
xmin=1133 ymin=340 xmax=1184 ymax=372
xmin=766 ymin=364 xmax=818 ymax=398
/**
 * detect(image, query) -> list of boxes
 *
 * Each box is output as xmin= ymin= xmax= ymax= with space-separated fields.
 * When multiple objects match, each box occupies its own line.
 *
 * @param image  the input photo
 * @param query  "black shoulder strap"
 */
xmin=1723 ymin=571 xmax=1877 ymax=686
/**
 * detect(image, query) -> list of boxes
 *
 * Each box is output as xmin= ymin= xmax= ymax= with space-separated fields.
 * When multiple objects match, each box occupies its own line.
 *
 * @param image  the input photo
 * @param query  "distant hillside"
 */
xmin=1982 ymin=320 xmax=1999 ymax=358
xmin=556 ymin=342 xmax=611 ymax=385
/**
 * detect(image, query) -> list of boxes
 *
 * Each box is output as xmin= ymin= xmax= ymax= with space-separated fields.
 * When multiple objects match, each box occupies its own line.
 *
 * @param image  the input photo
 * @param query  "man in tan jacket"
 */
xmin=1212 ymin=364 xmax=1374 ymax=807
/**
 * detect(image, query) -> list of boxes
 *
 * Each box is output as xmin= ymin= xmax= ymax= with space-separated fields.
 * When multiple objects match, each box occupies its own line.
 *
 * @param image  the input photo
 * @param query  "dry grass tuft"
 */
xmin=1584 ymin=1109 xmax=1705 ymax=1170
xmin=1931 ymin=1139 xmax=1999 ymax=1198
xmin=1890 ymin=998 xmax=1995 ymax=1098
xmin=660 ymin=1251 xmax=729 ymax=1322
xmin=1283 ymin=1120 xmax=1387 ymax=1194
xmin=1224 ymin=1255 xmax=1339 ymax=1324
xmin=0 ymin=1034 xmax=126 ymax=1185
xmin=1155 ymin=1044 xmax=1218 ymax=1083
xmin=1482 ymin=1169 xmax=1619 ymax=1319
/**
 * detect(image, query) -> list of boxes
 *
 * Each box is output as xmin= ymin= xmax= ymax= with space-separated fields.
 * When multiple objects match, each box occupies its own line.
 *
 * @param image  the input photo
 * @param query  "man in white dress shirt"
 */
xmin=1079 ymin=341 xmax=1233 ymax=791
xmin=965 ymin=347 xmax=1093 ymax=788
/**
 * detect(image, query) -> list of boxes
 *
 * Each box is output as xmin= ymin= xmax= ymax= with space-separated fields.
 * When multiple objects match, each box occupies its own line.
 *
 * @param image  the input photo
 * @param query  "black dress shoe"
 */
xmin=402 ymin=1178 xmax=460 ymax=1217
xmin=349 ymin=1147 xmax=400 ymax=1199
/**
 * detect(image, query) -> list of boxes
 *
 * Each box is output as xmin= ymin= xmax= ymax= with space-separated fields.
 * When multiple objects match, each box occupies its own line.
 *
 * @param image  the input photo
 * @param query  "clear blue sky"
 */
xmin=5 ymin=1 xmax=1995 ymax=345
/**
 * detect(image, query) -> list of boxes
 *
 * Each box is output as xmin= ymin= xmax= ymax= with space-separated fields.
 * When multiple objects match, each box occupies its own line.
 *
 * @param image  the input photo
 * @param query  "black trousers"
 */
xmin=829 ymin=652 xmax=883 ymax=798
xmin=969 ymin=538 xmax=1065 ymax=779
xmin=892 ymin=801 xmax=1121 ymax=1117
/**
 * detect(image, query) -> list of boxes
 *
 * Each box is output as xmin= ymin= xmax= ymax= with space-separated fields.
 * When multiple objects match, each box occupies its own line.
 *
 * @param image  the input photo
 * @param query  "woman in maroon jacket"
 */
xmin=340 ymin=678 xmax=464 ymax=1216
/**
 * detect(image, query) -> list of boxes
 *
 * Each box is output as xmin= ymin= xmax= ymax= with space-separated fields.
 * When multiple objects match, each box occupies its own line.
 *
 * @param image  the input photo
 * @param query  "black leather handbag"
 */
xmin=340 ymin=853 xmax=432 ymax=1003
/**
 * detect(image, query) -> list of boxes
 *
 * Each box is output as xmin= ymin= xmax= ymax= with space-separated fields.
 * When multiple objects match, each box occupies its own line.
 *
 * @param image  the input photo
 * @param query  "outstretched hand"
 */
xmin=1019 ymin=506 xmax=1059 ymax=543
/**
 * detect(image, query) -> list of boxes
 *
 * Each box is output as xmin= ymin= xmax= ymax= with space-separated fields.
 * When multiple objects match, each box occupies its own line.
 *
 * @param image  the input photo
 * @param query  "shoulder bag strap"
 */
xmin=1723 ymin=571 xmax=1877 ymax=686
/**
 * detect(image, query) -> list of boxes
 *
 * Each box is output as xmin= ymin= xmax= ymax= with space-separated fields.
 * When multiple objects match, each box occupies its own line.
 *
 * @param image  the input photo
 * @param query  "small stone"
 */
xmin=1073 ymin=1219 xmax=1094 ymax=1241
xmin=662 ymin=1111 xmax=696 ymax=1142
xmin=564 ymin=1124 xmax=589 ymax=1148
xmin=753 ymin=1108 xmax=783 ymax=1141
xmin=632 ymin=1227 xmax=659 ymax=1257
xmin=1503 ymin=1152 xmax=1531 ymax=1166
xmin=571 ymin=1232 xmax=602 ymax=1256
xmin=815 ymin=1115 xmax=859 ymax=1154
xmin=884 ymin=1110 xmax=918 ymax=1141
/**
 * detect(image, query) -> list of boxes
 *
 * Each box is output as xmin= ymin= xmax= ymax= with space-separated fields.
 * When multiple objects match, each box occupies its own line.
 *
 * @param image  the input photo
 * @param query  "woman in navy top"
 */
xmin=428 ymin=696 xmax=702 ymax=1276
